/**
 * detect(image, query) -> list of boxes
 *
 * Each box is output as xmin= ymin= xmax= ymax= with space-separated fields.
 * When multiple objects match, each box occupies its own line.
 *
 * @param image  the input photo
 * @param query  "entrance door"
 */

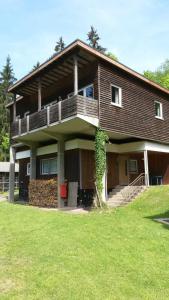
xmin=119 ymin=155 xmax=129 ymax=185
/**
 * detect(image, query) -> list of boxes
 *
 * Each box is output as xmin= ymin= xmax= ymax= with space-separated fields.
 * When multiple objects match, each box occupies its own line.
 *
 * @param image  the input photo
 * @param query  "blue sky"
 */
xmin=0 ymin=0 xmax=169 ymax=80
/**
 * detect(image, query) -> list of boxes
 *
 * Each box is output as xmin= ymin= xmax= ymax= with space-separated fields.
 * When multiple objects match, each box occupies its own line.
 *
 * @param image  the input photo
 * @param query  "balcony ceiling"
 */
xmin=10 ymin=48 xmax=97 ymax=96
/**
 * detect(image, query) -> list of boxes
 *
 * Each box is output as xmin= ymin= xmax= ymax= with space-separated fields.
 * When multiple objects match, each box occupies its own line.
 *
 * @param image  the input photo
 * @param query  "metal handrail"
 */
xmin=128 ymin=173 xmax=145 ymax=186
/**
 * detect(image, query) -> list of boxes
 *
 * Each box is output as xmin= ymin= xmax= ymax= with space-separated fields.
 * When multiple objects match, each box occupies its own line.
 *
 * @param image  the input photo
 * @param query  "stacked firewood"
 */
xmin=29 ymin=179 xmax=58 ymax=207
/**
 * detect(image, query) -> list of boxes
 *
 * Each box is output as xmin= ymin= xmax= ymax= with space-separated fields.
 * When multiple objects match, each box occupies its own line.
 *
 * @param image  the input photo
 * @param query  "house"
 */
xmin=7 ymin=39 xmax=169 ymax=207
xmin=0 ymin=162 xmax=19 ymax=192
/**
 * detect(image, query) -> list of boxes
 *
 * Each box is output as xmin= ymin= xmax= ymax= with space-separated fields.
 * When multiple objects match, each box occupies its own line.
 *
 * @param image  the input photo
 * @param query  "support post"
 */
xmin=30 ymin=146 xmax=37 ymax=180
xmin=144 ymin=150 xmax=149 ymax=186
xmin=38 ymin=78 xmax=42 ymax=111
xmin=57 ymin=139 xmax=65 ymax=208
xmin=73 ymin=55 xmax=78 ymax=95
xmin=8 ymin=146 xmax=16 ymax=202
xmin=13 ymin=94 xmax=16 ymax=121
xmin=101 ymin=171 xmax=106 ymax=202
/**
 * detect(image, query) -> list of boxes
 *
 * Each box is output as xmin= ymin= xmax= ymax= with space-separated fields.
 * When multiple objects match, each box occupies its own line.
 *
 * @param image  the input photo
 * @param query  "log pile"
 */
xmin=29 ymin=179 xmax=58 ymax=207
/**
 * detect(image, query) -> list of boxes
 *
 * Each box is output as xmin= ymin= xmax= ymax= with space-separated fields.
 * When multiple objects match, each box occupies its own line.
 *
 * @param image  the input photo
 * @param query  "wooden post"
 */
xmin=38 ymin=78 xmax=42 ymax=111
xmin=30 ymin=146 xmax=37 ymax=180
xmin=8 ymin=146 xmax=16 ymax=202
xmin=13 ymin=94 xmax=16 ymax=121
xmin=73 ymin=56 xmax=78 ymax=95
xmin=144 ymin=150 xmax=149 ymax=186
xmin=57 ymin=139 xmax=65 ymax=208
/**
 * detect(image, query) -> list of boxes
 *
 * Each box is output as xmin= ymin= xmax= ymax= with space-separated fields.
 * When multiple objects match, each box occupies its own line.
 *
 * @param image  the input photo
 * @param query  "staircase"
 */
xmin=107 ymin=173 xmax=148 ymax=208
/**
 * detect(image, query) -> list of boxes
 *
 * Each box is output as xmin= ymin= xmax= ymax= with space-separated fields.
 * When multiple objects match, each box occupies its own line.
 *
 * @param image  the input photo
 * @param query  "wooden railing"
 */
xmin=11 ymin=95 xmax=98 ymax=138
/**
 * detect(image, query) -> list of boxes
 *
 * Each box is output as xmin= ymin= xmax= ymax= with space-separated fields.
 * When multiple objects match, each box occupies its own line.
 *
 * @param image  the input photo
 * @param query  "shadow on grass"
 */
xmin=146 ymin=210 xmax=169 ymax=230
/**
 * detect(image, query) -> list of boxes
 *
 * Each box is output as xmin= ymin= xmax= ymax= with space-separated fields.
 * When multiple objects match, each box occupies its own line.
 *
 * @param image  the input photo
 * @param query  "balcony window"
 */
xmin=155 ymin=101 xmax=163 ymax=119
xmin=41 ymin=158 xmax=57 ymax=175
xmin=111 ymin=84 xmax=122 ymax=107
xmin=68 ymin=84 xmax=94 ymax=99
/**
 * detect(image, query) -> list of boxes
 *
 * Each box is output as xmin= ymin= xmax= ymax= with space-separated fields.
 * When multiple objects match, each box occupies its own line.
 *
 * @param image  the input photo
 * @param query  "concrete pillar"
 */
xmin=73 ymin=55 xmax=78 ymax=95
xmin=101 ymin=171 xmax=107 ymax=202
xmin=144 ymin=150 xmax=149 ymax=186
xmin=57 ymin=139 xmax=65 ymax=208
xmin=8 ymin=146 xmax=16 ymax=202
xmin=30 ymin=147 xmax=37 ymax=180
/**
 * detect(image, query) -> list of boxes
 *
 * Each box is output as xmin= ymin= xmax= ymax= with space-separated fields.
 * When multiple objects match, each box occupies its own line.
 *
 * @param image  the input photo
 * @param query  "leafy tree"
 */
xmin=106 ymin=52 xmax=118 ymax=61
xmin=0 ymin=56 xmax=16 ymax=161
xmin=32 ymin=61 xmax=40 ymax=71
xmin=54 ymin=37 xmax=65 ymax=52
xmin=87 ymin=26 xmax=106 ymax=53
xmin=0 ymin=133 xmax=9 ymax=162
xmin=144 ymin=59 xmax=169 ymax=90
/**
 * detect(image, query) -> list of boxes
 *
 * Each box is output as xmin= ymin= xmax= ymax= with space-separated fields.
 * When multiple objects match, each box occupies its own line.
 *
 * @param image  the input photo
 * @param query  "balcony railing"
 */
xmin=11 ymin=95 xmax=98 ymax=138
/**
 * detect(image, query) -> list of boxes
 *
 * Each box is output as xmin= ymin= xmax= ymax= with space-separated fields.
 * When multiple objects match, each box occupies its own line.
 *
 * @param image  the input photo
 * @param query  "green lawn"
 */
xmin=0 ymin=187 xmax=169 ymax=299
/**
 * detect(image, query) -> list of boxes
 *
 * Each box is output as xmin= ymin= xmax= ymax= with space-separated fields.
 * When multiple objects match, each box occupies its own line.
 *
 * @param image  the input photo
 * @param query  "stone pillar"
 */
xmin=8 ymin=146 xmax=16 ymax=202
xmin=57 ymin=139 xmax=65 ymax=208
xmin=73 ymin=55 xmax=78 ymax=95
xmin=144 ymin=150 xmax=149 ymax=186
xmin=30 ymin=146 xmax=37 ymax=180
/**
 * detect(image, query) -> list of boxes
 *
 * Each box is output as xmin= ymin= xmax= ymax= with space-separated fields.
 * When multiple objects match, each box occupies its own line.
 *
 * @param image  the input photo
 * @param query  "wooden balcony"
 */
xmin=11 ymin=95 xmax=98 ymax=138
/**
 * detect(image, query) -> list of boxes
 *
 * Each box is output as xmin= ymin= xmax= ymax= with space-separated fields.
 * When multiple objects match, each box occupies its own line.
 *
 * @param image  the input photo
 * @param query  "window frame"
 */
xmin=40 ymin=157 xmax=57 ymax=175
xmin=27 ymin=162 xmax=30 ymax=176
xmin=128 ymin=159 xmax=138 ymax=174
xmin=111 ymin=84 xmax=122 ymax=107
xmin=68 ymin=83 xmax=94 ymax=99
xmin=154 ymin=100 xmax=163 ymax=120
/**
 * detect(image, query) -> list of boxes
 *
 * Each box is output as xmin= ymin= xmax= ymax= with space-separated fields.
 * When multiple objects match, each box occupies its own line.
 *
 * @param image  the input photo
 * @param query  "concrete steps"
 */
xmin=107 ymin=185 xmax=147 ymax=208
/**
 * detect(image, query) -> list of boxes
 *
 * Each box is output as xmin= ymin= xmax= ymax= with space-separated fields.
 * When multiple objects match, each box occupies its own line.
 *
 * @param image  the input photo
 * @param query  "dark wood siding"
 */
xmin=81 ymin=150 xmax=95 ymax=189
xmin=99 ymin=62 xmax=169 ymax=143
xmin=65 ymin=149 xmax=80 ymax=182
xmin=107 ymin=153 xmax=119 ymax=188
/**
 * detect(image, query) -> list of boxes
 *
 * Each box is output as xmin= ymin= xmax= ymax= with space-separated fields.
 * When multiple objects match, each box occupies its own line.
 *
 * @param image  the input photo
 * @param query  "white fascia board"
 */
xmin=16 ymin=150 xmax=30 ymax=160
xmin=65 ymin=139 xmax=95 ymax=151
xmin=16 ymin=143 xmax=58 ymax=160
xmin=145 ymin=142 xmax=169 ymax=153
xmin=77 ymin=114 xmax=99 ymax=127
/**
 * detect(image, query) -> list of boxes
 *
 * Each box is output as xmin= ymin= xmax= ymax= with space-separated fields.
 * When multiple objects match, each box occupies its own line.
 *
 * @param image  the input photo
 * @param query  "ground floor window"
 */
xmin=41 ymin=158 xmax=57 ymax=175
xmin=128 ymin=159 xmax=138 ymax=173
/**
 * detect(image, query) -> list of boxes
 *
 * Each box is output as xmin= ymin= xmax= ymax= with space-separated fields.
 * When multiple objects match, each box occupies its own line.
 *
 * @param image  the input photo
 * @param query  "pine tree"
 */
xmin=0 ymin=56 xmax=16 ymax=161
xmin=87 ymin=26 xmax=106 ymax=53
xmin=32 ymin=61 xmax=40 ymax=71
xmin=54 ymin=37 xmax=65 ymax=52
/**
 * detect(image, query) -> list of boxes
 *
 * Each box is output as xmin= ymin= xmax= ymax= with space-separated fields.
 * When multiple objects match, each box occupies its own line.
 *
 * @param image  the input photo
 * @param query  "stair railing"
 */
xmin=121 ymin=173 xmax=145 ymax=201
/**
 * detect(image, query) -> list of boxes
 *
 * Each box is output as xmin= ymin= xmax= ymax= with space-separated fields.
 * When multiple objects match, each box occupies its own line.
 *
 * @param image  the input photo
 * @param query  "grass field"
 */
xmin=0 ymin=186 xmax=169 ymax=299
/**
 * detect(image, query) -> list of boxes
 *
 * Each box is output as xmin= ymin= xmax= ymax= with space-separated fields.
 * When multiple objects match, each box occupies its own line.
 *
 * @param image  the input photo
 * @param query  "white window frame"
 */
xmin=27 ymin=162 xmax=30 ymax=176
xmin=41 ymin=157 xmax=57 ymax=175
xmin=154 ymin=101 xmax=163 ymax=120
xmin=111 ymin=84 xmax=122 ymax=107
xmin=128 ymin=159 xmax=138 ymax=174
xmin=68 ymin=84 xmax=94 ymax=99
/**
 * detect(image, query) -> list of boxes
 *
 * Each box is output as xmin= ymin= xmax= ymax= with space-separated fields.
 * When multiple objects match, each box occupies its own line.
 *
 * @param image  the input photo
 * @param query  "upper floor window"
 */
xmin=68 ymin=84 xmax=94 ymax=99
xmin=41 ymin=158 xmax=57 ymax=175
xmin=111 ymin=85 xmax=122 ymax=107
xmin=155 ymin=101 xmax=163 ymax=119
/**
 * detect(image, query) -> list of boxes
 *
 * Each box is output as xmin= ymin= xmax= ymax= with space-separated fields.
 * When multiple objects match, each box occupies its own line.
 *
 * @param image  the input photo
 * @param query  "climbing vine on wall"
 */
xmin=95 ymin=128 xmax=109 ymax=207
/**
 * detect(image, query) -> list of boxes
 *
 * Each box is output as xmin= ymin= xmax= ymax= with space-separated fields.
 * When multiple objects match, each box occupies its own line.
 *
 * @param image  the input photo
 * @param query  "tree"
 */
xmin=54 ymin=37 xmax=65 ymax=52
xmin=0 ymin=56 xmax=16 ymax=161
xmin=32 ymin=61 xmax=40 ymax=71
xmin=0 ymin=133 xmax=9 ymax=162
xmin=87 ymin=26 xmax=106 ymax=53
xmin=144 ymin=59 xmax=169 ymax=90
xmin=106 ymin=52 xmax=118 ymax=61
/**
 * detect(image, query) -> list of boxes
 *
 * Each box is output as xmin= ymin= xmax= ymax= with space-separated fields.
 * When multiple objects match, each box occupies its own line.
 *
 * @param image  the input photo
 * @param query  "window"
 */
xmin=41 ymin=158 xmax=57 ymax=175
xmin=155 ymin=101 xmax=163 ymax=119
xmin=27 ymin=162 xmax=30 ymax=176
xmin=111 ymin=85 xmax=122 ymax=107
xmin=128 ymin=160 xmax=138 ymax=173
xmin=68 ymin=84 xmax=94 ymax=99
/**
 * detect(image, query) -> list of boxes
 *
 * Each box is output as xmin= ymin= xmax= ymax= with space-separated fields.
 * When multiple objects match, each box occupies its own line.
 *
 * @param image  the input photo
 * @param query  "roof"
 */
xmin=7 ymin=39 xmax=169 ymax=103
xmin=0 ymin=162 xmax=19 ymax=173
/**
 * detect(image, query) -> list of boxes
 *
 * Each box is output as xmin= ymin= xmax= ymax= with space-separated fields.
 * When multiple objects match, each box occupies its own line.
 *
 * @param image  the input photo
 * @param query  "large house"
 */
xmin=7 ymin=40 xmax=169 ymax=207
